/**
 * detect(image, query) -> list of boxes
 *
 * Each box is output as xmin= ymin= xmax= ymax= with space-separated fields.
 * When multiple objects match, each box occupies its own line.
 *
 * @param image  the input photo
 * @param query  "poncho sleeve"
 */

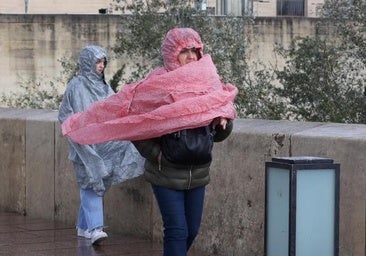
xmin=58 ymin=76 xmax=145 ymax=195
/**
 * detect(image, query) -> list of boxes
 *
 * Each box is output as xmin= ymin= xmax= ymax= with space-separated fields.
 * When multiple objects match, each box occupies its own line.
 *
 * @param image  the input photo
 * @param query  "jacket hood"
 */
xmin=78 ymin=45 xmax=107 ymax=82
xmin=161 ymin=28 xmax=204 ymax=71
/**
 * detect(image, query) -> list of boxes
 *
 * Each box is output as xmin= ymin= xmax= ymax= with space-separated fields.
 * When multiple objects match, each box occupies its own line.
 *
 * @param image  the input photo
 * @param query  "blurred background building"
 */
xmin=0 ymin=0 xmax=324 ymax=17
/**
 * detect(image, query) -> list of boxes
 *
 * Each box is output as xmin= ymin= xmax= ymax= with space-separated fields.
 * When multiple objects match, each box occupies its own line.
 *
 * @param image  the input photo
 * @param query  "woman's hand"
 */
xmin=212 ymin=117 xmax=228 ymax=130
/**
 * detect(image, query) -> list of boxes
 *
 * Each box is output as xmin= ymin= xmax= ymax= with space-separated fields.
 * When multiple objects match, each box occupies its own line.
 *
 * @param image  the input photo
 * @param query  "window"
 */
xmin=277 ymin=0 xmax=304 ymax=16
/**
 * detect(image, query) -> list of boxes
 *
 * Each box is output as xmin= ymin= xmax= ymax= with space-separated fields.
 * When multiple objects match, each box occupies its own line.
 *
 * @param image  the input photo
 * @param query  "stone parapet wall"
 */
xmin=0 ymin=108 xmax=364 ymax=256
xmin=0 ymin=14 xmax=325 ymax=95
xmin=0 ymin=14 xmax=125 ymax=95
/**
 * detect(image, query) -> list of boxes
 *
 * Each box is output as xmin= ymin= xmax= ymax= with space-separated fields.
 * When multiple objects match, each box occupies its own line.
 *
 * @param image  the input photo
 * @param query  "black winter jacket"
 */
xmin=133 ymin=120 xmax=233 ymax=190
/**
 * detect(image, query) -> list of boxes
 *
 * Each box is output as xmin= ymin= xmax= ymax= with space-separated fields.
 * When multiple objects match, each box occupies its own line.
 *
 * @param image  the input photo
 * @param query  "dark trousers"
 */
xmin=152 ymin=184 xmax=205 ymax=256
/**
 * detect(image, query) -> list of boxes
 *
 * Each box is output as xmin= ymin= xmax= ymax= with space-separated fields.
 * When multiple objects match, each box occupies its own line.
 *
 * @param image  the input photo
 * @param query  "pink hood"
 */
xmin=162 ymin=27 xmax=204 ymax=71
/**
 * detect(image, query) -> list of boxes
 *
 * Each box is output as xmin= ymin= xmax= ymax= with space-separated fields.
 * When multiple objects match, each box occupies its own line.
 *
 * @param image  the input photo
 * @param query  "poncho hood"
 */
xmin=162 ymin=27 xmax=204 ymax=71
xmin=58 ymin=45 xmax=112 ymax=124
xmin=78 ymin=45 xmax=107 ymax=84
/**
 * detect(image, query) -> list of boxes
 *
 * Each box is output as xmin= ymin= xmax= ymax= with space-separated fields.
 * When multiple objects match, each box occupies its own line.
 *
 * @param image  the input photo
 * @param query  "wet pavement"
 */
xmin=0 ymin=211 xmax=215 ymax=256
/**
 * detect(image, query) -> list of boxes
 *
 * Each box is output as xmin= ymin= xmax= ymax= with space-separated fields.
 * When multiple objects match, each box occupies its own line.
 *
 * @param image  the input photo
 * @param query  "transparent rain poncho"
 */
xmin=58 ymin=45 xmax=144 ymax=196
xmin=61 ymin=28 xmax=238 ymax=145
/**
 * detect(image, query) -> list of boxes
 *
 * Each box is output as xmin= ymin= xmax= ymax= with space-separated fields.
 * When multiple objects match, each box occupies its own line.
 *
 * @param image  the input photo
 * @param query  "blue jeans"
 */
xmin=152 ymin=184 xmax=205 ymax=256
xmin=76 ymin=188 xmax=104 ymax=231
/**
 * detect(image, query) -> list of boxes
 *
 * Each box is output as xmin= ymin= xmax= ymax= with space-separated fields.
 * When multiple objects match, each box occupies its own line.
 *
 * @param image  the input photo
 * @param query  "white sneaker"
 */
xmin=91 ymin=228 xmax=108 ymax=245
xmin=77 ymin=227 xmax=92 ymax=239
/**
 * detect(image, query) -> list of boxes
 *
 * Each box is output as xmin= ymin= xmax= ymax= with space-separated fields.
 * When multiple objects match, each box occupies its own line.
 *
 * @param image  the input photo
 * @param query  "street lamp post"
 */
xmin=265 ymin=156 xmax=340 ymax=256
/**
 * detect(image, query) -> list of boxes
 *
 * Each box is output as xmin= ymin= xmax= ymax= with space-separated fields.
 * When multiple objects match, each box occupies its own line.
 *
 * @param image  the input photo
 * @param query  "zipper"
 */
xmin=158 ymin=151 xmax=162 ymax=171
xmin=187 ymin=166 xmax=192 ymax=189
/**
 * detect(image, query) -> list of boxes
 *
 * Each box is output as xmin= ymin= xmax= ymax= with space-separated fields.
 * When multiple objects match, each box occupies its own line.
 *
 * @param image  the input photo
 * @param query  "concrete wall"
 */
xmin=0 ymin=108 xmax=364 ymax=256
xmin=0 ymin=14 xmax=325 ymax=95
xmin=0 ymin=14 xmax=126 ymax=95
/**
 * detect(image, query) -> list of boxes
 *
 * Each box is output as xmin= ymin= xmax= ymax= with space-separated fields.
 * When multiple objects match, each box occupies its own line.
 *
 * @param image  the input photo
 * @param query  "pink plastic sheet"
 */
xmin=62 ymin=55 xmax=238 ymax=144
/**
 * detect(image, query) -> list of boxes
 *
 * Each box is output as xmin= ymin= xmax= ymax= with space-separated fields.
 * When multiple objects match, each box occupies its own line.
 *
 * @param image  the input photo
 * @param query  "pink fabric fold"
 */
xmin=62 ymin=55 xmax=238 ymax=144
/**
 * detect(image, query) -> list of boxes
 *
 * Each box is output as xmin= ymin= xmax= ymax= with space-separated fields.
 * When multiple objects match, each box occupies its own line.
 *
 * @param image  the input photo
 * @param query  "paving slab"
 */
xmin=0 ymin=211 xmax=217 ymax=256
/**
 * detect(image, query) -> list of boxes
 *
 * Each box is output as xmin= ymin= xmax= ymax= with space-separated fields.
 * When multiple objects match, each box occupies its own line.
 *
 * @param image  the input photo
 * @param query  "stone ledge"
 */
xmin=0 ymin=108 xmax=364 ymax=256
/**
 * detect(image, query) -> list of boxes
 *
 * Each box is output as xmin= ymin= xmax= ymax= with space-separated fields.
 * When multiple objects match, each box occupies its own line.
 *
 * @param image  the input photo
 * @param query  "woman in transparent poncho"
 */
xmin=58 ymin=45 xmax=144 ymax=246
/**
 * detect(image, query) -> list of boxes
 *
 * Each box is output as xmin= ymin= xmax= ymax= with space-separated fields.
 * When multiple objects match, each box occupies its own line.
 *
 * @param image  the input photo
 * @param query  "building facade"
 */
xmin=0 ymin=0 xmax=323 ymax=17
xmin=214 ymin=0 xmax=324 ymax=17
xmin=0 ymin=0 xmax=114 ymax=14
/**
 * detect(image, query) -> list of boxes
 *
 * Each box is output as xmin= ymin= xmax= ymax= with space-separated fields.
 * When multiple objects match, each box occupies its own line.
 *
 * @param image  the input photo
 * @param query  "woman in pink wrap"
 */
xmin=131 ymin=28 xmax=237 ymax=256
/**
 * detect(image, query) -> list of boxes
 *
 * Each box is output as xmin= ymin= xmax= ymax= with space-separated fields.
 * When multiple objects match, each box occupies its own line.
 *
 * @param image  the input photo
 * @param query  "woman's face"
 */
xmin=96 ymin=58 xmax=106 ymax=73
xmin=177 ymin=48 xmax=198 ymax=66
